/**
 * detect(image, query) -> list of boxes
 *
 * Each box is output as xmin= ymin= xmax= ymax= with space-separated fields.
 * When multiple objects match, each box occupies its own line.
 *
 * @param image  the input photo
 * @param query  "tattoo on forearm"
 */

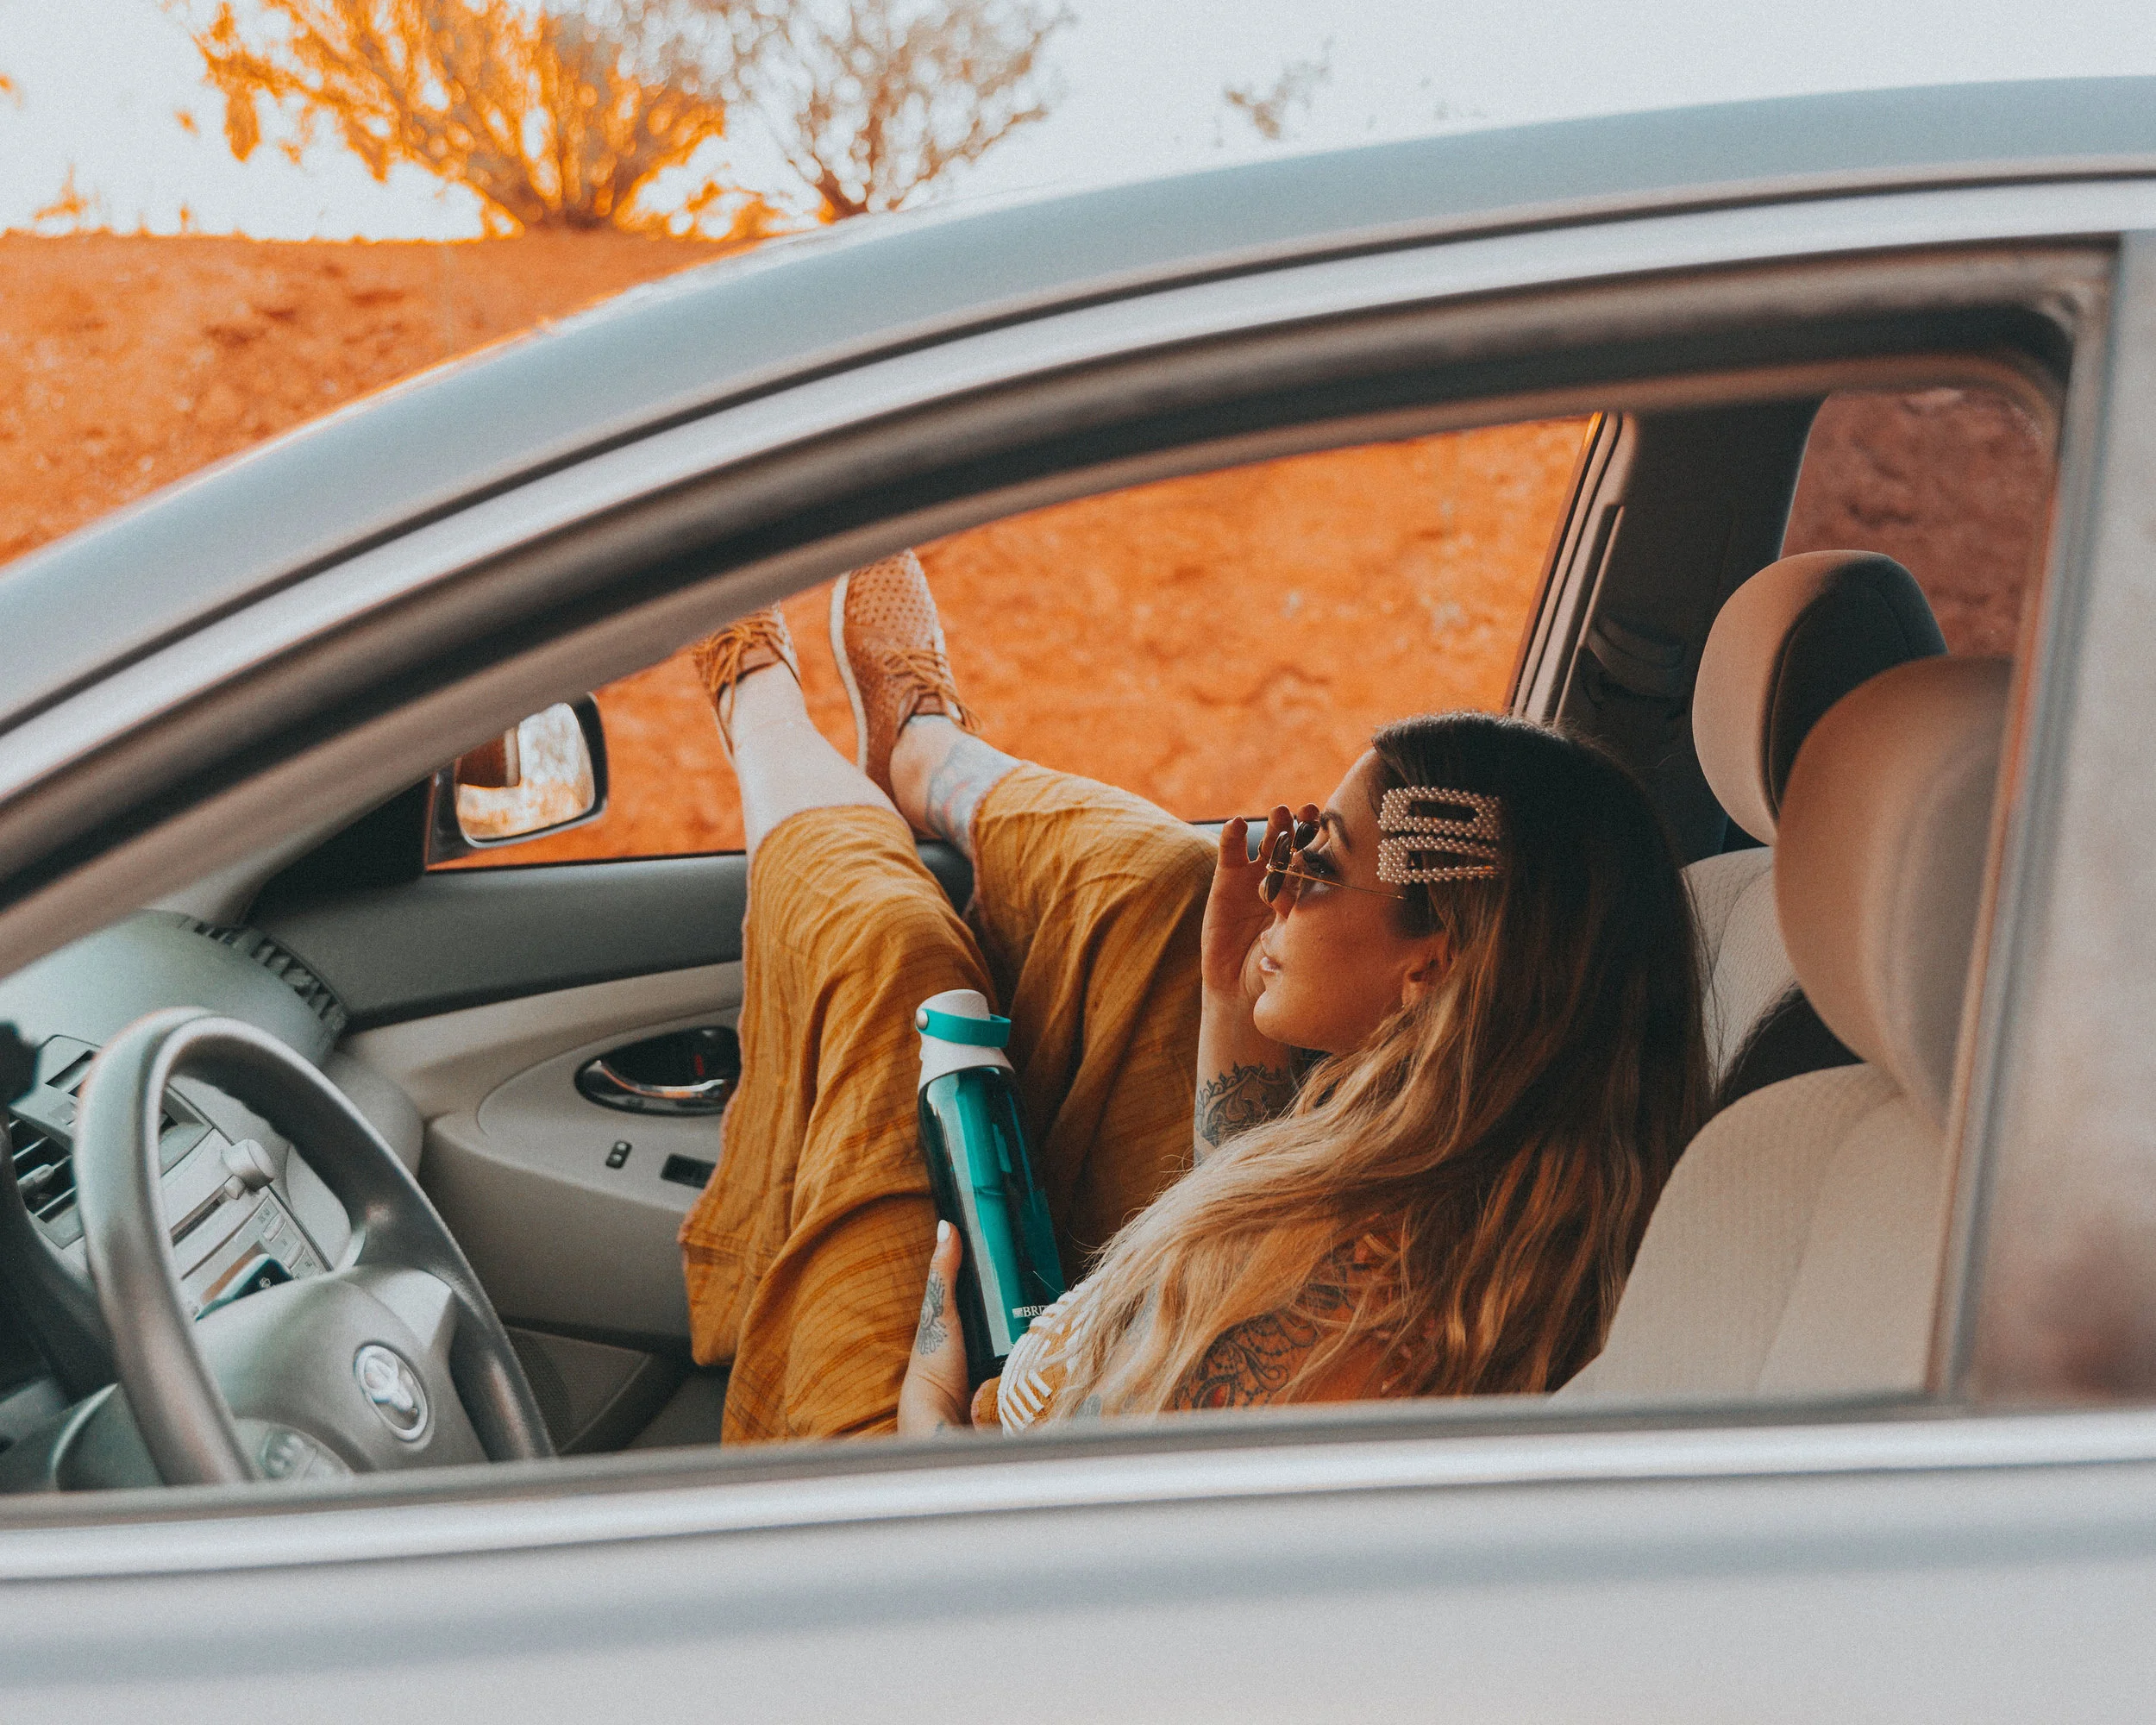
xmin=915 ymin=1273 xmax=949 ymax=1355
xmin=918 ymin=728 xmax=1018 ymax=861
xmin=1194 ymin=1061 xmax=1297 ymax=1154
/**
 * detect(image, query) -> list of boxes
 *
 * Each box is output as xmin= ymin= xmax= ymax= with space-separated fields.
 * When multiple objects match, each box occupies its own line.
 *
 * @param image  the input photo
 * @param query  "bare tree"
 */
xmin=1224 ymin=50 xmax=1332 ymax=144
xmin=181 ymin=0 xmax=771 ymax=235
xmin=730 ymin=0 xmax=1069 ymax=220
xmin=31 ymin=164 xmax=106 ymax=232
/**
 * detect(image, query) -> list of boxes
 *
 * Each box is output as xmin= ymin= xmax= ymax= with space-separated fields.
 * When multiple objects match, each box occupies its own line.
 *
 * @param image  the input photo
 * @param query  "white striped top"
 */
xmin=987 ymin=1287 xmax=1089 ymax=1431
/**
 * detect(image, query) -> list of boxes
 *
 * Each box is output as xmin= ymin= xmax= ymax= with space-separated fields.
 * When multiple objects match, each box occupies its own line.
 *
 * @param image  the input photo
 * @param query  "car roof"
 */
xmin=6 ymin=75 xmax=2153 ymax=731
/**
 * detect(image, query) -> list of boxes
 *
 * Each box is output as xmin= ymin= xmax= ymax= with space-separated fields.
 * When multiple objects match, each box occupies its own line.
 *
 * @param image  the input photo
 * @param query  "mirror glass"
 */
xmin=454 ymin=703 xmax=597 ymax=844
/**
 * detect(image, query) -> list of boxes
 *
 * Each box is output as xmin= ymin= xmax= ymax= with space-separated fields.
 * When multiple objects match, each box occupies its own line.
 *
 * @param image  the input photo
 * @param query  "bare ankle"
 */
xmin=894 ymin=717 xmax=1018 ymax=857
xmin=890 ymin=713 xmax=960 ymax=829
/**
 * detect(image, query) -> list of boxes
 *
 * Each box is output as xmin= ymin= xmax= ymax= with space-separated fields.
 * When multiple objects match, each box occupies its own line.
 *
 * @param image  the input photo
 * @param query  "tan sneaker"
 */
xmin=829 ymin=551 xmax=978 ymax=798
xmin=687 ymin=603 xmax=799 ymax=762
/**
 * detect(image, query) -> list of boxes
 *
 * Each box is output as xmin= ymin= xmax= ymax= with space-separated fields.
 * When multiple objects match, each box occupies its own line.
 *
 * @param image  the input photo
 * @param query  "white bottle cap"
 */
xmin=915 ymin=988 xmax=1014 ymax=1091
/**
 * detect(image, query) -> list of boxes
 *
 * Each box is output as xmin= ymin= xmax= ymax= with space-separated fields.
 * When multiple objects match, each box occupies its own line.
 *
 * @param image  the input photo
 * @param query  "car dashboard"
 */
xmin=13 ymin=1034 xmax=335 ymax=1315
xmin=0 ymin=912 xmax=385 ymax=1470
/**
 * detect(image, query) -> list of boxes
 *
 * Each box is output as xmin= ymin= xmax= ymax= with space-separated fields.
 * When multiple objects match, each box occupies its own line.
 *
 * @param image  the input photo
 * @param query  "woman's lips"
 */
xmin=1257 ymin=950 xmax=1282 ymax=978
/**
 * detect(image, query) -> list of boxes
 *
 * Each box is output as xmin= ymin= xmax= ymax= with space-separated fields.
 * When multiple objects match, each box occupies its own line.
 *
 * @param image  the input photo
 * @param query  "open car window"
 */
xmin=383 ymin=371 xmax=2063 ymax=1452
xmin=441 ymin=419 xmax=1590 ymax=866
xmin=0 ymin=359 xmax=2075 ymax=1479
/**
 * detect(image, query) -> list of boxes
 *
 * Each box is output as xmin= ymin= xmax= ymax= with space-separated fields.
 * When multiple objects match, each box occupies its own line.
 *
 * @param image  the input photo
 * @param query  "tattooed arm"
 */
xmin=1193 ymin=977 xmax=1296 ymax=1163
xmin=897 ymin=1220 xmax=975 ymax=1435
xmin=1194 ymin=1060 xmax=1297 ymax=1158
xmin=1194 ymin=808 xmax=1302 ymax=1163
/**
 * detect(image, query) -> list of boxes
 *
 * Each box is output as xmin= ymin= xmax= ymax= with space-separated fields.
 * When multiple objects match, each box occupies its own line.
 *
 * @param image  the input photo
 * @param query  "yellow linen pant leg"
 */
xmin=967 ymin=765 xmax=1215 ymax=1270
xmin=678 ymin=806 xmax=994 ymax=1444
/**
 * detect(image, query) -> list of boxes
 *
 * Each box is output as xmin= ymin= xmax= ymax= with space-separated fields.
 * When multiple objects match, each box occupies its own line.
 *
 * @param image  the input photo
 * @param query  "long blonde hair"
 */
xmin=1056 ymin=713 xmax=1710 ymax=1414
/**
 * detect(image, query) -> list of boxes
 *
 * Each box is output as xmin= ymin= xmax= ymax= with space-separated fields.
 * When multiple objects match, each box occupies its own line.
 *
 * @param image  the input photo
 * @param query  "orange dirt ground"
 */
xmin=504 ymin=419 xmax=1586 ymax=862
xmin=0 ymin=232 xmax=725 ymax=563
xmin=0 ymin=235 xmax=2046 ymax=867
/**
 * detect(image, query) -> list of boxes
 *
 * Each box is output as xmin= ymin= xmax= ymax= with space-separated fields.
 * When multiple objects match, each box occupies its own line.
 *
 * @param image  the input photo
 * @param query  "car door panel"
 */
xmin=256 ymin=844 xmax=973 ymax=1028
xmin=243 ymin=831 xmax=965 ymax=1386
xmin=337 ymin=964 xmax=739 ymax=1339
xmin=255 ymin=856 xmax=749 ymax=1030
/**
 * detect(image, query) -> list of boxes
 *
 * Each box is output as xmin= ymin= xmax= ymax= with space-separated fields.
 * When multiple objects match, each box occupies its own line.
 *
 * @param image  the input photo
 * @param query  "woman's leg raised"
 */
xmin=884 ymin=698 xmax=1213 ymax=1273
xmin=675 ymin=607 xmax=993 ymax=1443
xmin=831 ymin=555 xmax=1211 ymax=1270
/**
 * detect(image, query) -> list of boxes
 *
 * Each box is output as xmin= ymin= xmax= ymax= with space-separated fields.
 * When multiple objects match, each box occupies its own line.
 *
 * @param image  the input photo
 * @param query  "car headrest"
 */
xmin=1695 ymin=551 xmax=1946 ymax=844
xmin=1775 ymin=656 xmax=2009 ymax=1131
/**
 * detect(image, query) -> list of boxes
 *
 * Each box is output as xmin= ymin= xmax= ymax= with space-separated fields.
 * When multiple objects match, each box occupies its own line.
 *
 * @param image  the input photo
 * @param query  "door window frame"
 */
xmin=0 ymin=204 xmax=2140 ymax=1555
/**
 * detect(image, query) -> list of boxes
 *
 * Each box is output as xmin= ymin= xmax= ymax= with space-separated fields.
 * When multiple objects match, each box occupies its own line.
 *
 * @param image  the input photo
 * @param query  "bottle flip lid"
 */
xmin=914 ymin=988 xmax=1015 ymax=1088
xmin=914 ymin=1006 xmax=1012 ymax=1047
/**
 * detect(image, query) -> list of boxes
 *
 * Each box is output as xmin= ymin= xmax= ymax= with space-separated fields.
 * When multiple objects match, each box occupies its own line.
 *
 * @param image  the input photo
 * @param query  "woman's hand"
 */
xmin=1202 ymin=805 xmax=1315 ymax=1000
xmin=897 ymin=1220 xmax=973 ymax=1436
xmin=1193 ymin=805 xmax=1308 ymax=1163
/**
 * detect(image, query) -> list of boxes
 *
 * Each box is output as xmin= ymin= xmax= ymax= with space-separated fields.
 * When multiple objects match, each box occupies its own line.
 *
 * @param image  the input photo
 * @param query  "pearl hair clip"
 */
xmin=1376 ymin=786 xmax=1504 ymax=884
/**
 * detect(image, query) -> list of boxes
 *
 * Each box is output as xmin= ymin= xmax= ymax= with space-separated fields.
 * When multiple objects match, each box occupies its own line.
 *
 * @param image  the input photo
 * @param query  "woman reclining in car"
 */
xmin=678 ymin=551 xmax=1708 ymax=1441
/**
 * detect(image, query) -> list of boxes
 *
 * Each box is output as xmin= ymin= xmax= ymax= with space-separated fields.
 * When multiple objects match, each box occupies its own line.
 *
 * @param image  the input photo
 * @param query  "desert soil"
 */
xmin=0 ymin=234 xmax=2048 ymax=864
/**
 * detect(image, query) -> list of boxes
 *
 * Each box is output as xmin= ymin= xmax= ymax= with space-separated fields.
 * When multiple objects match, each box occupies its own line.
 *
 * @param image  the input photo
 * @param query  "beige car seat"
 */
xmin=1687 ymin=550 xmax=1946 ymax=1095
xmin=1564 ymin=655 xmax=2009 ymax=1399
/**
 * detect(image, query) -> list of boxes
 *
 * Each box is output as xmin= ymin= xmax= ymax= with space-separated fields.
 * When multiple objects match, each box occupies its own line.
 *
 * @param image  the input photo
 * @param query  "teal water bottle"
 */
xmin=914 ymin=988 xmax=1065 ymax=1387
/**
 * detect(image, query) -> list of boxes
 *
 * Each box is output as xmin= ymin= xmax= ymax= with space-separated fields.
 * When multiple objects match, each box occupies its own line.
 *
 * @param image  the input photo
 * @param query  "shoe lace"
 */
xmin=693 ymin=618 xmax=788 ymax=697
xmin=878 ymin=644 xmax=979 ymax=731
xmin=691 ymin=616 xmax=794 ymax=740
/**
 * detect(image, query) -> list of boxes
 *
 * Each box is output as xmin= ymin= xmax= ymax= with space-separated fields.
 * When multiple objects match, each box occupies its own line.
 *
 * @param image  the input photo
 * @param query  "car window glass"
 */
xmin=442 ymin=417 xmax=1592 ymax=868
xmin=1783 ymin=386 xmax=2053 ymax=655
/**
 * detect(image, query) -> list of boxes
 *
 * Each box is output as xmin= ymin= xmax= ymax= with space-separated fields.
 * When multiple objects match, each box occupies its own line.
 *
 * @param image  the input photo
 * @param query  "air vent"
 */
xmin=11 ymin=1126 xmax=76 ymax=1240
xmin=181 ymin=921 xmax=348 ymax=1039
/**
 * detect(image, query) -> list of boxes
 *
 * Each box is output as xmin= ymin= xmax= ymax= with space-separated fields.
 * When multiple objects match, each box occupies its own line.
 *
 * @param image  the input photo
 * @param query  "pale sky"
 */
xmin=2 ymin=0 xmax=2154 ymax=240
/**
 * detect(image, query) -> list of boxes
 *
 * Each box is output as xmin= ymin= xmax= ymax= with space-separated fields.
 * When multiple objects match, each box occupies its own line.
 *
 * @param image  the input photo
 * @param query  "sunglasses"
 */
xmin=1258 ymin=818 xmax=1407 ymax=906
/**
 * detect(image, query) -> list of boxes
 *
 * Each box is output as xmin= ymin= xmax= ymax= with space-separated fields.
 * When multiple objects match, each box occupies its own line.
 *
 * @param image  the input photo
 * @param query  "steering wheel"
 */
xmin=72 ymin=1008 xmax=553 ymax=1484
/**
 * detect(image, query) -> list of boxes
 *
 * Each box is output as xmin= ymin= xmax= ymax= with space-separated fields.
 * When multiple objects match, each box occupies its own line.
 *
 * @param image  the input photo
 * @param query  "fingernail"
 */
xmin=937 ymin=1220 xmax=951 ymax=1243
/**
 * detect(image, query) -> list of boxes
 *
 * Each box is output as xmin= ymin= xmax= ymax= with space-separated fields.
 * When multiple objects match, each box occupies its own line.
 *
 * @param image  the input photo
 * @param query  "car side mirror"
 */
xmin=427 ymin=698 xmax=608 ymax=862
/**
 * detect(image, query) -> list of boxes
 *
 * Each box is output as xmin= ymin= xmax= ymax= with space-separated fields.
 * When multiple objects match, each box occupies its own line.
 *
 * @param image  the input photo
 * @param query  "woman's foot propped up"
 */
xmin=830 ymin=551 xmax=1018 ymax=858
xmin=692 ymin=600 xmax=894 ymax=857
xmin=689 ymin=603 xmax=800 ymax=762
